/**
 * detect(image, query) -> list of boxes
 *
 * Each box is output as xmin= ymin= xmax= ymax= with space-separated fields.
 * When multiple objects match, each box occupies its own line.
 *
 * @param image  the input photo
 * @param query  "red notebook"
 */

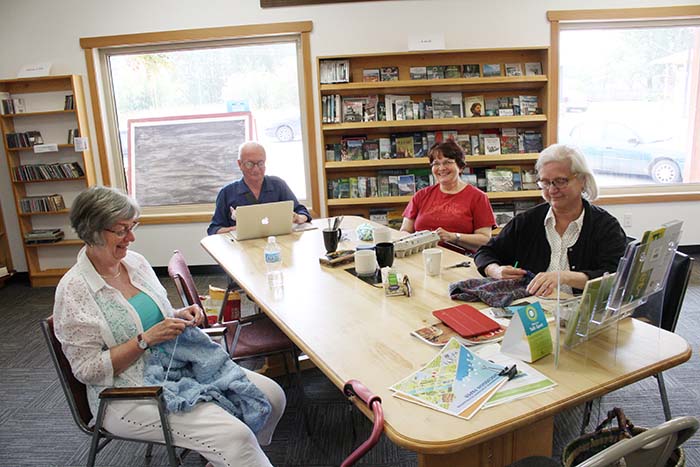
xmin=432 ymin=304 xmax=501 ymax=338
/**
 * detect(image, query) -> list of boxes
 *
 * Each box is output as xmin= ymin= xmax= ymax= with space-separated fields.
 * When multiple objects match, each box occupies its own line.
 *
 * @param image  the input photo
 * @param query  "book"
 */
xmin=363 ymin=139 xmax=379 ymax=160
xmin=525 ymin=62 xmax=543 ymax=76
xmin=462 ymin=64 xmax=480 ymax=78
xmin=432 ymin=303 xmax=501 ymax=337
xmin=483 ymin=136 xmax=501 ymax=155
xmin=362 ymin=68 xmax=380 ymax=82
xmin=342 ymin=98 xmax=364 ymax=123
xmin=519 ymin=95 xmax=539 ymax=115
xmin=379 ymin=138 xmax=392 ymax=159
xmin=444 ymin=65 xmax=461 ymax=79
xmin=426 ymin=65 xmax=445 ymax=80
xmin=395 ymin=135 xmax=415 ymax=158
xmin=484 ymin=98 xmax=499 ymax=117
xmin=500 ymin=128 xmax=519 ymax=154
xmin=409 ymin=66 xmax=427 ymax=80
xmin=522 ymin=131 xmax=543 ymax=153
xmin=379 ymin=66 xmax=399 ymax=81
xmin=498 ymin=97 xmax=516 ymax=116
xmin=412 ymin=321 xmax=506 ymax=347
xmin=485 ymin=169 xmax=514 ymax=192
xmin=482 ymin=63 xmax=502 ymax=77
xmin=463 ymin=95 xmax=485 ymax=117
xmin=398 ymin=174 xmax=416 ymax=195
xmin=319 ymin=249 xmax=356 ymax=267
xmin=492 ymin=202 xmax=516 ymax=227
xmin=319 ymin=59 xmax=350 ymax=84
xmin=504 ymin=63 xmax=523 ymax=76
xmin=431 ymin=92 xmax=463 ymax=119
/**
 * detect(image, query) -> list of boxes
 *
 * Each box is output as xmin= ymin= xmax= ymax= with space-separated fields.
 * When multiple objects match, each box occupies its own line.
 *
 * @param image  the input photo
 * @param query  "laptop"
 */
xmin=231 ymin=200 xmax=294 ymax=241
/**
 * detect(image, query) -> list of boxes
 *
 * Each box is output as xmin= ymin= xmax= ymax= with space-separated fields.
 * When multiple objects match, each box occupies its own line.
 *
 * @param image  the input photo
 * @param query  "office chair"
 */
xmin=581 ymin=251 xmax=694 ymax=433
xmin=508 ymin=415 xmax=698 ymax=467
xmin=341 ymin=379 xmax=385 ymax=467
xmin=41 ymin=317 xmax=186 ymax=467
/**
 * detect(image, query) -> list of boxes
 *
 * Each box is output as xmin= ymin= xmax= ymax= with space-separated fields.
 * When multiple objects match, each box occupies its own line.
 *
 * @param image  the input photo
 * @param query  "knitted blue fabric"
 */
xmin=449 ymin=271 xmax=536 ymax=308
xmin=144 ymin=326 xmax=272 ymax=434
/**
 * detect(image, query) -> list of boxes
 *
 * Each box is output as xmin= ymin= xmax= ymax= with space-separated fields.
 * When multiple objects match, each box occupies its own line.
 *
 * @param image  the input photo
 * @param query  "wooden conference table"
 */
xmin=200 ymin=216 xmax=691 ymax=467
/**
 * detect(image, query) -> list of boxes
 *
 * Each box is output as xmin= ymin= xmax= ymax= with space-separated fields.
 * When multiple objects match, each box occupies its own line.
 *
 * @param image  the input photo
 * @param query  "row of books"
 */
xmin=12 ymin=162 xmax=85 ymax=182
xmin=24 ymin=228 xmax=65 ymax=244
xmin=325 ymin=129 xmax=543 ymax=162
xmin=67 ymin=128 xmax=80 ymax=144
xmin=461 ymin=166 xmax=539 ymax=193
xmin=321 ymin=93 xmax=540 ymax=124
xmin=491 ymin=201 xmax=539 ymax=228
xmin=64 ymin=94 xmax=75 ymax=110
xmin=327 ymin=169 xmax=433 ymax=200
xmin=319 ymin=59 xmax=350 ymax=84
xmin=5 ymin=131 xmax=44 ymax=148
xmin=0 ymin=93 xmax=26 ymax=114
xmin=20 ymin=194 xmax=66 ymax=214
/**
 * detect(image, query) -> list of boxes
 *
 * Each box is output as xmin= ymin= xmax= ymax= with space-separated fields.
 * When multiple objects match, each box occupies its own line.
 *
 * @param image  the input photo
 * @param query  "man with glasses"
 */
xmin=208 ymin=141 xmax=311 ymax=235
xmin=474 ymin=144 xmax=626 ymax=296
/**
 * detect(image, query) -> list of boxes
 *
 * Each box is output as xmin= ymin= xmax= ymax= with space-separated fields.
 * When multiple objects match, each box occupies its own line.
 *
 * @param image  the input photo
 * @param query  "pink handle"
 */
xmin=341 ymin=379 xmax=384 ymax=467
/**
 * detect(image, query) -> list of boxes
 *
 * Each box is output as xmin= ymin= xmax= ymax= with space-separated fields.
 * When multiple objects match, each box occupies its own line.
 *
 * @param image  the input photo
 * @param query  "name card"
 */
xmin=500 ymin=302 xmax=552 ymax=363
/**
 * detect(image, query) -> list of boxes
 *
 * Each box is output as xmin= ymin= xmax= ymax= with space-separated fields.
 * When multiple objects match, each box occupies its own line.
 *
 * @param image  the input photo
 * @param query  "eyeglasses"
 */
xmin=536 ymin=174 xmax=578 ymax=190
xmin=242 ymin=160 xmax=266 ymax=169
xmin=105 ymin=222 xmax=139 ymax=237
xmin=430 ymin=159 xmax=457 ymax=168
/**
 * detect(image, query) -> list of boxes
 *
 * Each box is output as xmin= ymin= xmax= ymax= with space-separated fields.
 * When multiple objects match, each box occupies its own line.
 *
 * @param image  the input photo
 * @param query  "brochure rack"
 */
xmin=560 ymin=220 xmax=683 ymax=350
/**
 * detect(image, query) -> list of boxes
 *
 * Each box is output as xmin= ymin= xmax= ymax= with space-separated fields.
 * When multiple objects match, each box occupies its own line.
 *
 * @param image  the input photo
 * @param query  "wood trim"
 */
xmin=261 ymin=0 xmax=389 ymax=6
xmin=301 ymin=30 xmax=320 ymax=218
xmin=83 ymin=48 xmax=111 ymax=185
xmin=317 ymin=46 xmax=549 ymax=61
xmin=79 ymin=21 xmax=313 ymax=49
xmin=547 ymin=6 xmax=700 ymax=22
xmin=595 ymin=192 xmax=700 ymax=205
xmin=548 ymin=20 xmax=560 ymax=147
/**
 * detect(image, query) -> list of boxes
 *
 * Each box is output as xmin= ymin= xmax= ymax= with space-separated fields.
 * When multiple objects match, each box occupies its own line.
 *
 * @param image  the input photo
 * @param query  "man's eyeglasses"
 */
xmin=242 ymin=160 xmax=266 ymax=169
xmin=430 ymin=159 xmax=457 ymax=168
xmin=105 ymin=222 xmax=140 ymax=237
xmin=536 ymin=174 xmax=578 ymax=190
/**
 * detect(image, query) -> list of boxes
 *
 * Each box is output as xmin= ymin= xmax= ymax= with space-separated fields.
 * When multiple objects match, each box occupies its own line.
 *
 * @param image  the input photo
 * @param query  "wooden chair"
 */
xmin=41 ymin=317 xmax=185 ymax=467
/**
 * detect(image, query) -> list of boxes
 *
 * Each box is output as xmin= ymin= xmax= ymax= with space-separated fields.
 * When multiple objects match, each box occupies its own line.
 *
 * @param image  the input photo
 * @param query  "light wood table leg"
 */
xmin=417 ymin=416 xmax=553 ymax=467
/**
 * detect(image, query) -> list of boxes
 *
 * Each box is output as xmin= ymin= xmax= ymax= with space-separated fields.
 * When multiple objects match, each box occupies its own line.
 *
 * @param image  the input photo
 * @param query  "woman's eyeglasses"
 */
xmin=105 ymin=222 xmax=140 ymax=237
xmin=242 ymin=160 xmax=266 ymax=169
xmin=536 ymin=174 xmax=578 ymax=190
xmin=430 ymin=159 xmax=457 ymax=168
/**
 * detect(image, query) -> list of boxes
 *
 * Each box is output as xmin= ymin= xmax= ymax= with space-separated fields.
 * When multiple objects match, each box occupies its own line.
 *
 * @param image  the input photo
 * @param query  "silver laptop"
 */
xmin=231 ymin=200 xmax=294 ymax=241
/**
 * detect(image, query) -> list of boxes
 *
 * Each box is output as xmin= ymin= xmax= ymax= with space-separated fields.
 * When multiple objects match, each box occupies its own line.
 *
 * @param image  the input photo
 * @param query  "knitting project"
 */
xmin=449 ymin=272 xmax=536 ymax=307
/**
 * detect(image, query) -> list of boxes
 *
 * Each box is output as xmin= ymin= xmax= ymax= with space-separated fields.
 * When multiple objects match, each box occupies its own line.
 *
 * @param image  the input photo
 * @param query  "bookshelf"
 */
xmin=0 ymin=75 xmax=96 ymax=287
xmin=0 ymin=199 xmax=12 ymax=287
xmin=318 ymin=47 xmax=550 ymax=221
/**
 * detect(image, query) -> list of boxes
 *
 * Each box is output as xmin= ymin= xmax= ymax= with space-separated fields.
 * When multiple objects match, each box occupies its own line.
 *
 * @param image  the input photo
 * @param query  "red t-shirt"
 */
xmin=402 ymin=184 xmax=496 ymax=234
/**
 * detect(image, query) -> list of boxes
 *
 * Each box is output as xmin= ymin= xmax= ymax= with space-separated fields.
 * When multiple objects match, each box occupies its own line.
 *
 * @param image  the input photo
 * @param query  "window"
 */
xmin=81 ymin=22 xmax=318 ymax=221
xmin=549 ymin=7 xmax=700 ymax=196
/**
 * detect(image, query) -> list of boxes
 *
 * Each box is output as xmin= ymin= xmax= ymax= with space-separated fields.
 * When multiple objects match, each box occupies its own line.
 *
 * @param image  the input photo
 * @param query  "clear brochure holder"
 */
xmin=554 ymin=220 xmax=683 ymax=361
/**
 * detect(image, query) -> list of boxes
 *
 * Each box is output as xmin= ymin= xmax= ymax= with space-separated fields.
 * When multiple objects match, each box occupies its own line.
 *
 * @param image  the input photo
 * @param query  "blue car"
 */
xmin=566 ymin=121 xmax=685 ymax=184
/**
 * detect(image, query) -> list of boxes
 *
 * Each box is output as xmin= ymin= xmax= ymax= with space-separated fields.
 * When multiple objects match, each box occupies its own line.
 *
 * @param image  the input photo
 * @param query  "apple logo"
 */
xmin=261 ymin=217 xmax=270 ymax=225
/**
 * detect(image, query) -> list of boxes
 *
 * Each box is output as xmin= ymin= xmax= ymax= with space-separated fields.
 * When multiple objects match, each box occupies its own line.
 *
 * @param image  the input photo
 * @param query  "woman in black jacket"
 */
xmin=474 ymin=144 xmax=626 ymax=296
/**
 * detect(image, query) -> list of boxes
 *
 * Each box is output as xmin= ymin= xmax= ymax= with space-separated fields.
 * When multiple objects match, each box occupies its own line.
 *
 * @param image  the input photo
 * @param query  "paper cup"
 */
xmin=423 ymin=248 xmax=442 ymax=276
xmin=355 ymin=250 xmax=378 ymax=276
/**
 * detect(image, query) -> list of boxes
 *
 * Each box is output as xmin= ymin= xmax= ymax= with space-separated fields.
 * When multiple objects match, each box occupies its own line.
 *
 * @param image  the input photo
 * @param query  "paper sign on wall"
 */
xmin=500 ymin=302 xmax=552 ymax=363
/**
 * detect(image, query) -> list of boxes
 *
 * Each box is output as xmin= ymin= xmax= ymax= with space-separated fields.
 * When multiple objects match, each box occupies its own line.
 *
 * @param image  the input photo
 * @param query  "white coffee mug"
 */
xmin=372 ymin=227 xmax=392 ymax=244
xmin=355 ymin=249 xmax=378 ymax=276
xmin=423 ymin=248 xmax=442 ymax=276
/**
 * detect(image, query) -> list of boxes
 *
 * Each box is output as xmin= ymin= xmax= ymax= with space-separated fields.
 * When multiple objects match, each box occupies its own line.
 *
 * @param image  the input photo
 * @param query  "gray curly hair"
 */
xmin=535 ymin=144 xmax=599 ymax=201
xmin=70 ymin=186 xmax=140 ymax=246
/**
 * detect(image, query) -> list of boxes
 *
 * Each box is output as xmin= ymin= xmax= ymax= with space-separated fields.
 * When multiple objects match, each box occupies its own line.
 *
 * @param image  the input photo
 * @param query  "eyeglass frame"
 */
xmin=536 ymin=174 xmax=579 ymax=190
xmin=241 ymin=160 xmax=266 ymax=169
xmin=429 ymin=159 xmax=458 ymax=168
xmin=104 ymin=221 xmax=140 ymax=237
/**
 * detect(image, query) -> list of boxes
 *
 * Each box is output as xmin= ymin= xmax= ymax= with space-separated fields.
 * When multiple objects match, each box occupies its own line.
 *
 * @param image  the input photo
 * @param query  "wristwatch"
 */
xmin=455 ymin=233 xmax=461 ymax=242
xmin=136 ymin=333 xmax=149 ymax=350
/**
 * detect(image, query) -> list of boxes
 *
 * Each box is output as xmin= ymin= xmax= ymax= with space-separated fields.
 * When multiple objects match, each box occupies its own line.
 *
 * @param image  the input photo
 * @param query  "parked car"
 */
xmin=565 ymin=121 xmax=685 ymax=184
xmin=263 ymin=113 xmax=301 ymax=142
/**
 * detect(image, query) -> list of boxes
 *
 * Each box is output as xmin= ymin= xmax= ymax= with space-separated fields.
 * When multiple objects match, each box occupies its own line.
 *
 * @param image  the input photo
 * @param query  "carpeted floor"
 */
xmin=0 ymin=263 xmax=698 ymax=467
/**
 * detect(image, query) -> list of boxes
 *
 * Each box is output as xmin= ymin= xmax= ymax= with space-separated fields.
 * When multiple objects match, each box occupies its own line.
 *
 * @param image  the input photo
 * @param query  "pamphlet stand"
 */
xmin=560 ymin=221 xmax=683 ymax=354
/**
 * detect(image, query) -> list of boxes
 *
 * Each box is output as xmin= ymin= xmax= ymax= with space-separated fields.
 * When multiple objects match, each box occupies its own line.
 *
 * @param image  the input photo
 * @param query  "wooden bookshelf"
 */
xmin=0 ymin=75 xmax=96 ymax=286
xmin=0 ymin=200 xmax=13 ymax=287
xmin=318 ymin=47 xmax=551 ymax=220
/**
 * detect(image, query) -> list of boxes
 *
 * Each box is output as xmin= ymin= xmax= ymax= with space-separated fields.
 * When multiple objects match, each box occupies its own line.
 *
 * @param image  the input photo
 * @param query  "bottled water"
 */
xmin=264 ymin=236 xmax=283 ymax=288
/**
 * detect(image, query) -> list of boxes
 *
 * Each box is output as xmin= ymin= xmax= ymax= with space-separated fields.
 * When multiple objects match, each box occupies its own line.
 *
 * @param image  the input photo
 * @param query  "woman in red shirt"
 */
xmin=401 ymin=140 xmax=496 ymax=252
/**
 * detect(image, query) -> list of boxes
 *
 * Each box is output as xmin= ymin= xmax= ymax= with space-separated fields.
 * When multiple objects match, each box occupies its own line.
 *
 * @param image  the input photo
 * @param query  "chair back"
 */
xmin=40 ymin=317 xmax=93 ymax=435
xmin=167 ymin=250 xmax=207 ymax=325
xmin=634 ymin=251 xmax=693 ymax=333
xmin=576 ymin=416 xmax=699 ymax=467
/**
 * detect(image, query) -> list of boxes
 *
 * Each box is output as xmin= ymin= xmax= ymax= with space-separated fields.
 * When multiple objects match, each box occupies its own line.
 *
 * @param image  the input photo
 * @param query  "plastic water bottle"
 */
xmin=264 ymin=236 xmax=283 ymax=288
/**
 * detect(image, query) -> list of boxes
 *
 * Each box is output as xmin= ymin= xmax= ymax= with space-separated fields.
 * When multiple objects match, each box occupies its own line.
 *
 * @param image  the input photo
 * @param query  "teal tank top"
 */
xmin=128 ymin=291 xmax=164 ymax=331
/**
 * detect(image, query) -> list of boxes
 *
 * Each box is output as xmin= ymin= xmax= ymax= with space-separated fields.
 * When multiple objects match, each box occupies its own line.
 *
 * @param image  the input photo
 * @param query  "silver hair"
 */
xmin=70 ymin=186 xmax=140 ymax=246
xmin=535 ymin=144 xmax=599 ymax=201
xmin=237 ymin=141 xmax=266 ymax=160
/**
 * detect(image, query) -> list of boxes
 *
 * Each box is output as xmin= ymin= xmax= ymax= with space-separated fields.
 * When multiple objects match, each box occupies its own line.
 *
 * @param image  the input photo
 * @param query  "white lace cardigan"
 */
xmin=53 ymin=247 xmax=175 ymax=417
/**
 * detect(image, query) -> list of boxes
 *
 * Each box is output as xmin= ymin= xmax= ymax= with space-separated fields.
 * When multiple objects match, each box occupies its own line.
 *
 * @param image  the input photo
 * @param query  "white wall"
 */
xmin=1 ymin=0 xmax=698 ymax=269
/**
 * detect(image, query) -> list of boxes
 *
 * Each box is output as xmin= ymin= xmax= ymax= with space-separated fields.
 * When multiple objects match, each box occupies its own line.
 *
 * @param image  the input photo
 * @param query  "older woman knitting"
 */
xmin=54 ymin=186 xmax=285 ymax=467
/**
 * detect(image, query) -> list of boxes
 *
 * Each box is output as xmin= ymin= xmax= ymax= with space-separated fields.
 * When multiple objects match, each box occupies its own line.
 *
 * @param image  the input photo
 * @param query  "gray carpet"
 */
xmin=0 ymin=264 xmax=698 ymax=467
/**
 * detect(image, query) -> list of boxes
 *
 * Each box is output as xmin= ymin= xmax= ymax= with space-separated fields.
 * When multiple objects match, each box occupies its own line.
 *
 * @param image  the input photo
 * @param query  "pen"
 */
xmin=513 ymin=261 xmax=519 ymax=269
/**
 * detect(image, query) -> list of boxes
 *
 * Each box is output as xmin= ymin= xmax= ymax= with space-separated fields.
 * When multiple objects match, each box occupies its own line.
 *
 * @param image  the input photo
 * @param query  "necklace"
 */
xmin=99 ymin=265 xmax=122 ymax=280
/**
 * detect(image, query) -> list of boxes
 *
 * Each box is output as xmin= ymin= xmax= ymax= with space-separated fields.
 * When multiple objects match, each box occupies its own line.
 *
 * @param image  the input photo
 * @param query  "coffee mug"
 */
xmin=423 ymin=248 xmax=442 ymax=276
xmin=375 ymin=242 xmax=394 ymax=268
xmin=323 ymin=228 xmax=342 ymax=253
xmin=354 ymin=250 xmax=377 ymax=276
xmin=372 ymin=226 xmax=392 ymax=244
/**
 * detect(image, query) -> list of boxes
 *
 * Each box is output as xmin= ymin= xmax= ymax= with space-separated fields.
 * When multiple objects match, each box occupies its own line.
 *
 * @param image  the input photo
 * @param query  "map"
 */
xmin=390 ymin=338 xmax=507 ymax=419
